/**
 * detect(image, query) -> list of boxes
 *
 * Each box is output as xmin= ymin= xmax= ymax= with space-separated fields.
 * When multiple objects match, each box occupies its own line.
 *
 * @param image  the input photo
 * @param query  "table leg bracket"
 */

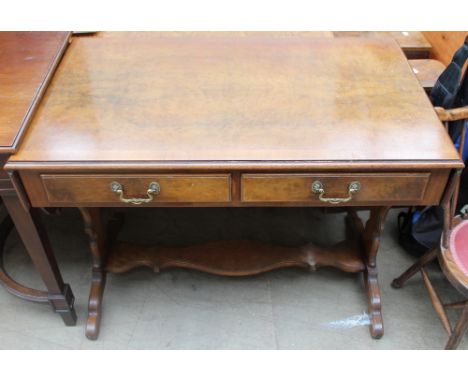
xmin=0 ymin=213 xmax=50 ymax=303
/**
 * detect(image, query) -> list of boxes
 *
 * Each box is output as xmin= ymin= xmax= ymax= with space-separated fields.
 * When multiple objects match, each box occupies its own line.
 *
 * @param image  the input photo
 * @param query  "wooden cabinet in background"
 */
xmin=423 ymin=31 xmax=468 ymax=66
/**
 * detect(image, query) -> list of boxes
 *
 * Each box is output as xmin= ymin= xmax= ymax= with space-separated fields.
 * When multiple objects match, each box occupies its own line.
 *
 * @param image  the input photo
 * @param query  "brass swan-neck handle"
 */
xmin=311 ymin=181 xmax=361 ymax=204
xmin=110 ymin=181 xmax=160 ymax=205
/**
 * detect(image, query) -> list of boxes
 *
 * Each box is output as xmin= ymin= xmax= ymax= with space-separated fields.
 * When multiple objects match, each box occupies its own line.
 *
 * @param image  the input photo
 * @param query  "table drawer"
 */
xmin=241 ymin=173 xmax=431 ymax=204
xmin=41 ymin=174 xmax=231 ymax=204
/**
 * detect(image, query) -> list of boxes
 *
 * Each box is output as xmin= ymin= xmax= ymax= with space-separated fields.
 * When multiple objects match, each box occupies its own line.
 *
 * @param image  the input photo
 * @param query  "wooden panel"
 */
xmin=40 ymin=174 xmax=231 ymax=204
xmin=241 ymin=173 xmax=431 ymax=204
xmin=409 ymin=59 xmax=446 ymax=91
xmin=8 ymin=34 xmax=460 ymax=168
xmin=0 ymin=32 xmax=70 ymax=153
xmin=423 ymin=32 xmax=468 ymax=66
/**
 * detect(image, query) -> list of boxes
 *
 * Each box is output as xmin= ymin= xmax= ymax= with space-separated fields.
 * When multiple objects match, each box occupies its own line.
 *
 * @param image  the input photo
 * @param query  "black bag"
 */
xmin=398 ymin=36 xmax=468 ymax=256
xmin=398 ymin=207 xmax=444 ymax=255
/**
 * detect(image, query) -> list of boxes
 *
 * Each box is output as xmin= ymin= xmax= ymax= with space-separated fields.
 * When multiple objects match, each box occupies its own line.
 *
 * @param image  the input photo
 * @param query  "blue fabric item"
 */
xmin=412 ymin=210 xmax=423 ymax=224
xmin=453 ymin=121 xmax=468 ymax=161
xmin=463 ymin=121 xmax=468 ymax=161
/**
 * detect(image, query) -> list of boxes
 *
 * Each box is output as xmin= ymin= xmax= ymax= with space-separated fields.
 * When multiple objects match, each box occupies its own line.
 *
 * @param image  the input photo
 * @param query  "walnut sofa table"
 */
xmin=5 ymin=33 xmax=463 ymax=340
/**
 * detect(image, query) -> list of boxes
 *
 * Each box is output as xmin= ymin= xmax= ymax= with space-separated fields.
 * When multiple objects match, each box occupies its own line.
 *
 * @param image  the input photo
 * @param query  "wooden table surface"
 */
xmin=0 ymin=32 xmax=70 ymax=153
xmin=8 ymin=33 xmax=459 ymax=169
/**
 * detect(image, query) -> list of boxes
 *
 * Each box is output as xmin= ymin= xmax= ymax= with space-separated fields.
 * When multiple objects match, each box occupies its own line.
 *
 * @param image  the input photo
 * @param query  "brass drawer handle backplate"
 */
xmin=311 ymin=181 xmax=361 ymax=204
xmin=110 ymin=181 xmax=160 ymax=204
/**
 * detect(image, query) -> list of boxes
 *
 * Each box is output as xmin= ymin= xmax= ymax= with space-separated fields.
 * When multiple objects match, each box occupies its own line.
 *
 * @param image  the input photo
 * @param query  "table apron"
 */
xmin=16 ymin=170 xmax=451 ymax=208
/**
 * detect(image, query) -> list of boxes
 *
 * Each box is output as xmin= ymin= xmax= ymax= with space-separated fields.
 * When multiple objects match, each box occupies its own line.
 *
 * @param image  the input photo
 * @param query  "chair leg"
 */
xmin=391 ymin=246 xmax=439 ymax=289
xmin=421 ymin=267 xmax=452 ymax=335
xmin=445 ymin=303 xmax=468 ymax=350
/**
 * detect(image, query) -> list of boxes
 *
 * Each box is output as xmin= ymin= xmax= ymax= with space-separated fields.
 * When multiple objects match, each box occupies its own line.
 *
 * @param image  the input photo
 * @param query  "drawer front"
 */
xmin=241 ymin=173 xmax=431 ymax=204
xmin=41 ymin=174 xmax=231 ymax=204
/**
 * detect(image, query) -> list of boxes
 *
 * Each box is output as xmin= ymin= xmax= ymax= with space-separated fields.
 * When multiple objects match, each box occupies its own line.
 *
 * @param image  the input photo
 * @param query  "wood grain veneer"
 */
xmin=6 ymin=35 xmax=460 ymax=169
xmin=41 ymin=174 xmax=231 ymax=204
xmin=241 ymin=173 xmax=430 ymax=204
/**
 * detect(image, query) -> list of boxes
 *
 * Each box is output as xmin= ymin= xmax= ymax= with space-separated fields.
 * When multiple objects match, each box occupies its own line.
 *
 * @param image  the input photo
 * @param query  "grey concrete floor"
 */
xmin=0 ymin=207 xmax=466 ymax=349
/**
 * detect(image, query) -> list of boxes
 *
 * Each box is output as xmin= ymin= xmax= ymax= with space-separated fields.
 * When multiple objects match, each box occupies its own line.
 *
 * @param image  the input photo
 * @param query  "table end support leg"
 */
xmin=86 ymin=270 xmax=106 ymax=340
xmin=365 ymin=265 xmax=384 ymax=339
xmin=363 ymin=206 xmax=390 ymax=339
xmin=80 ymin=207 xmax=108 ymax=340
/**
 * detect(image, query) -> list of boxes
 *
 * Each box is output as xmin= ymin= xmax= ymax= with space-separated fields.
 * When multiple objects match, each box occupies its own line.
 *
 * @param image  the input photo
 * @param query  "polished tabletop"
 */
xmin=0 ymin=32 xmax=69 ymax=153
xmin=9 ymin=33 xmax=460 ymax=168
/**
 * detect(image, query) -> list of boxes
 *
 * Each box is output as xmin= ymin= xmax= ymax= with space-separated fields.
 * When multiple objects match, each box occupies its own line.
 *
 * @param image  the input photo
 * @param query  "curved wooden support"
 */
xmin=106 ymin=239 xmax=365 ymax=276
xmin=363 ymin=207 xmax=389 ymax=268
xmin=365 ymin=265 xmax=383 ymax=339
xmin=86 ymin=270 xmax=106 ymax=340
xmin=79 ymin=207 xmax=108 ymax=340
xmin=362 ymin=206 xmax=390 ymax=339
xmin=0 ymin=212 xmax=49 ymax=303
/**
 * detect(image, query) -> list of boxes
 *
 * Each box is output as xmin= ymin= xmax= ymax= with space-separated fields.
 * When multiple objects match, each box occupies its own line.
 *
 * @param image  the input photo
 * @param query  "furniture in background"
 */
xmin=4 ymin=33 xmax=462 ymax=339
xmin=392 ymin=101 xmax=468 ymax=349
xmin=333 ymin=31 xmax=432 ymax=58
xmin=0 ymin=32 xmax=76 ymax=324
xmin=424 ymin=32 xmax=468 ymax=66
xmin=393 ymin=213 xmax=468 ymax=350
xmin=409 ymin=32 xmax=468 ymax=92
xmin=392 ymin=35 xmax=468 ymax=348
xmin=408 ymin=59 xmax=446 ymax=92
